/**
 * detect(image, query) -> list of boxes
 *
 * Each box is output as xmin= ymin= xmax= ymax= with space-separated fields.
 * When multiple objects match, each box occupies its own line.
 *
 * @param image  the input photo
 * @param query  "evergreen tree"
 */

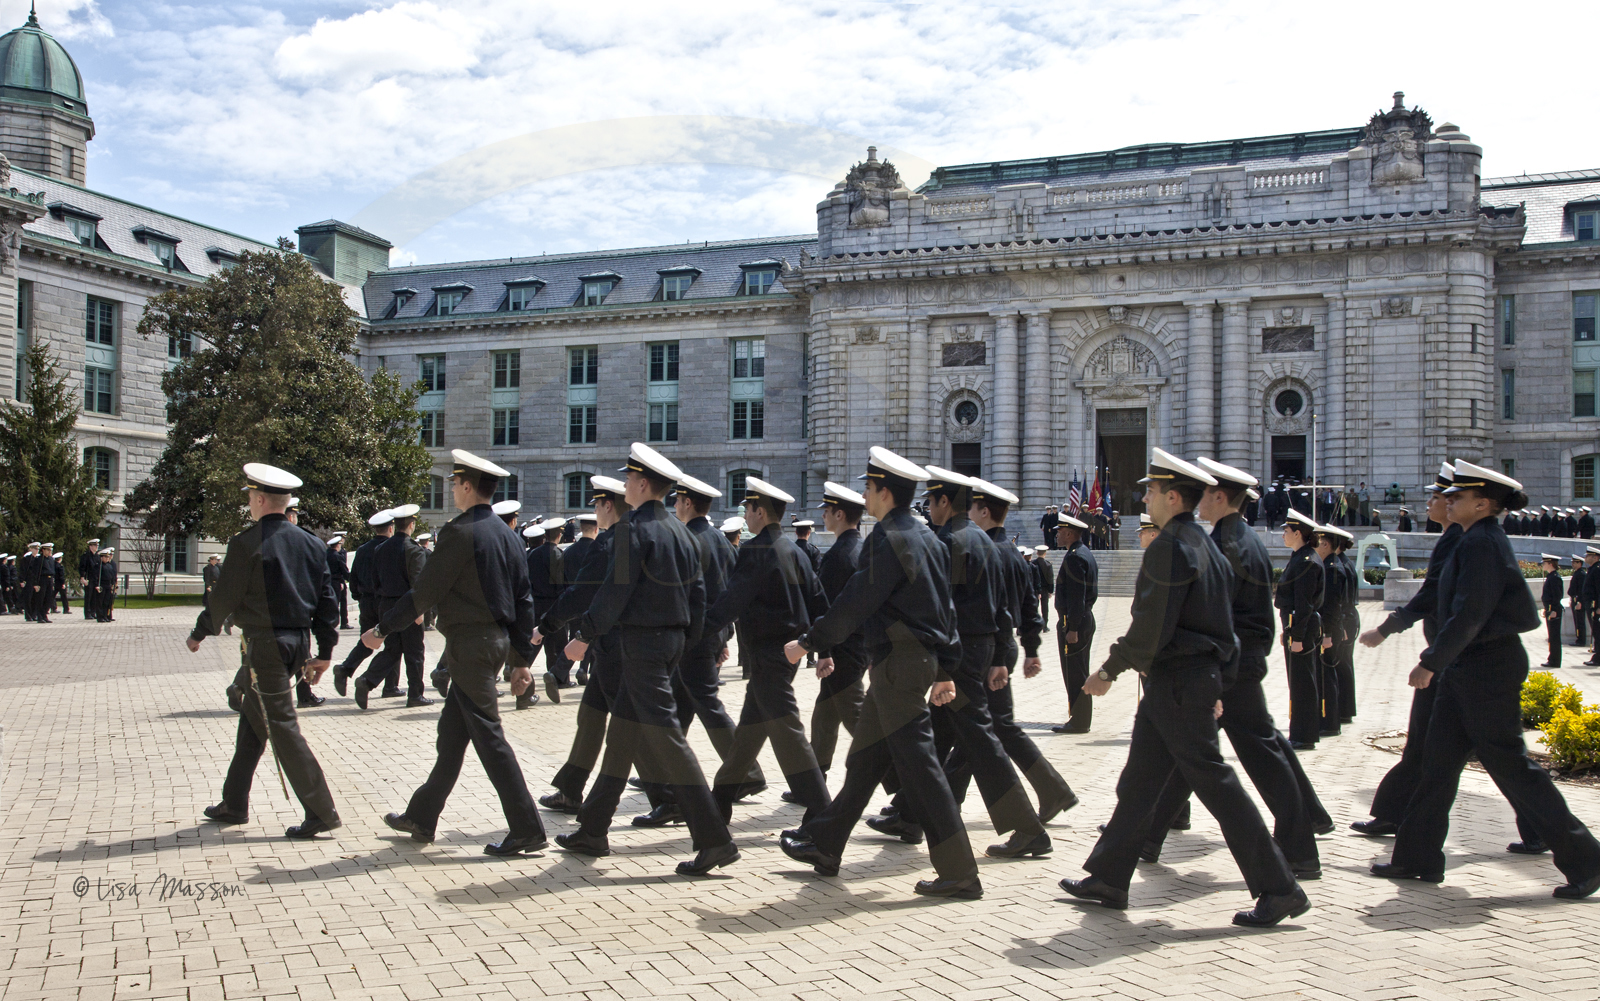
xmin=0 ymin=343 xmax=110 ymax=556
xmin=126 ymin=249 xmax=433 ymax=541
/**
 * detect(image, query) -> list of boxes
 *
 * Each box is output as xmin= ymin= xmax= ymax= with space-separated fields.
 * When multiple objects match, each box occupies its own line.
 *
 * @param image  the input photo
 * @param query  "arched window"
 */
xmin=421 ymin=474 xmax=445 ymax=510
xmin=566 ymin=472 xmax=594 ymax=509
xmin=726 ymin=469 xmax=760 ymax=509
xmin=83 ymin=446 xmax=116 ymax=491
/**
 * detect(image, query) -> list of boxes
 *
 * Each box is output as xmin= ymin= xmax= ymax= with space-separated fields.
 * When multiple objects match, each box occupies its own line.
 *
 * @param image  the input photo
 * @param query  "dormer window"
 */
xmin=657 ymin=265 xmax=702 ymax=301
xmin=1578 ymin=211 xmax=1597 ymax=242
xmin=132 ymin=225 xmax=187 ymax=271
xmin=579 ymin=271 xmax=621 ymax=306
xmin=50 ymin=202 xmax=105 ymax=248
xmin=504 ymin=277 xmax=545 ymax=311
xmin=739 ymin=259 xmax=781 ymax=295
xmin=431 ymin=282 xmax=473 ymax=316
xmin=388 ymin=287 xmax=416 ymax=317
xmin=153 ymin=241 xmax=177 ymax=269
xmin=69 ymin=217 xmax=96 ymax=246
xmin=204 ymin=247 xmax=241 ymax=268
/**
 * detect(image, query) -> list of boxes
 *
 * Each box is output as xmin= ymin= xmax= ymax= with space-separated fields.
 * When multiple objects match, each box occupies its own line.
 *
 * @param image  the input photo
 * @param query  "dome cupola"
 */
xmin=0 ymin=4 xmax=86 ymax=116
xmin=0 ymin=4 xmax=94 ymax=182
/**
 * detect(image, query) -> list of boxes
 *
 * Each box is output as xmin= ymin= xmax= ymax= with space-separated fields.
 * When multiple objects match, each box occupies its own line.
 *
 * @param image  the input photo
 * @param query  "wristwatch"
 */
xmin=1096 ymin=669 xmax=1112 ymax=682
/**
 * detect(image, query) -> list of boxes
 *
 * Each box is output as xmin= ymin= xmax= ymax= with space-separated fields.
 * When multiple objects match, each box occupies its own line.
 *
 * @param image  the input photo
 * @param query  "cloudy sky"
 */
xmin=25 ymin=0 xmax=1600 ymax=265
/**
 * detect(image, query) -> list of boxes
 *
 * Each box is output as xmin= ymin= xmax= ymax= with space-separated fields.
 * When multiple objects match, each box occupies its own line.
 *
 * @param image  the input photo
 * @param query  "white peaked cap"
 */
xmin=589 ymin=474 xmax=626 ymax=497
xmin=1195 ymin=457 xmax=1259 ymax=489
xmin=720 ymin=516 xmax=746 ymax=533
xmin=451 ymin=449 xmax=510 ymax=479
xmin=1035 ymin=544 xmax=1049 ymax=552
xmin=967 ymin=477 xmax=1019 ymax=506
xmin=1058 ymin=514 xmax=1089 ymax=530
xmin=539 ymin=517 xmax=567 ymax=531
xmin=1541 ymin=553 xmax=1563 ymax=561
xmin=368 ymin=509 xmax=395 ymax=526
xmin=620 ymin=441 xmax=682 ymax=482
xmin=1138 ymin=513 xmax=1155 ymax=526
xmin=922 ymin=465 xmax=975 ymax=493
xmin=389 ymin=503 xmax=421 ymax=519
xmin=1140 ymin=447 xmax=1218 ymax=487
xmin=491 ymin=500 xmax=522 ymax=516
xmin=1445 ymin=460 xmax=1522 ymax=495
xmin=242 ymin=462 xmax=301 ymax=493
xmin=1247 ymin=488 xmax=1260 ymax=501
xmin=576 ymin=513 xmax=597 ymax=523
xmin=1318 ymin=524 xmax=1355 ymax=542
xmin=819 ymin=481 xmax=866 ymax=507
xmin=415 ymin=533 xmax=432 ymax=542
xmin=327 ymin=535 xmax=344 ymax=544
xmin=742 ymin=476 xmax=796 ymax=504
xmin=675 ymin=473 xmax=722 ymax=499
xmin=522 ymin=524 xmax=545 ymax=538
xmin=863 ymin=445 xmax=930 ymax=483
xmin=791 ymin=520 xmax=815 ymax=528
xmin=1287 ymin=509 xmax=1320 ymax=530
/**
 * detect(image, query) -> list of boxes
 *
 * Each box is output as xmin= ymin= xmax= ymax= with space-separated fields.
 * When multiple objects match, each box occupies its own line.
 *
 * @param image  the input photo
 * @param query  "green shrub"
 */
xmin=1271 ymin=566 xmax=1283 ymax=585
xmin=1364 ymin=568 xmax=1387 ymax=585
xmin=1522 ymin=672 xmax=1583 ymax=727
xmin=1542 ymin=703 xmax=1600 ymax=770
xmin=1412 ymin=567 xmax=1428 ymax=578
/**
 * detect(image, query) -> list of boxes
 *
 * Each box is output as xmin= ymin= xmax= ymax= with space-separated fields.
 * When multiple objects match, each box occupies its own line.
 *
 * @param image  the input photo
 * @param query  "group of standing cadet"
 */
xmin=0 ymin=539 xmax=117 ymax=621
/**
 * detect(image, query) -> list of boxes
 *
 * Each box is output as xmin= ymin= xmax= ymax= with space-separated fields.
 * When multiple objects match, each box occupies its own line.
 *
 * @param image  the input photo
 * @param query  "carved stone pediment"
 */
xmin=1381 ymin=296 xmax=1413 ymax=317
xmin=1364 ymin=91 xmax=1432 ymax=185
xmin=1076 ymin=333 xmax=1166 ymax=400
xmin=844 ymin=147 xmax=903 ymax=229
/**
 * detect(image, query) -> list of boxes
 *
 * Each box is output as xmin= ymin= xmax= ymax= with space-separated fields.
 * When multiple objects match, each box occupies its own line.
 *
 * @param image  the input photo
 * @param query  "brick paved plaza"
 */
xmin=1 ymin=600 xmax=1596 ymax=1001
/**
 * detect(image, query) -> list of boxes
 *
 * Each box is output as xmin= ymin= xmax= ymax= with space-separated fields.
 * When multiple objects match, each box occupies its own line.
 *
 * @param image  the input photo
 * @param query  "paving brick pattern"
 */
xmin=1 ymin=601 xmax=1596 ymax=1001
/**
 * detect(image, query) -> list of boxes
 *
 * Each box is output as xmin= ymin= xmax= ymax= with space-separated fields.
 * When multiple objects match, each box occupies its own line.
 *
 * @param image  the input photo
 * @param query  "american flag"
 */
xmin=1068 ymin=472 xmax=1081 ymax=516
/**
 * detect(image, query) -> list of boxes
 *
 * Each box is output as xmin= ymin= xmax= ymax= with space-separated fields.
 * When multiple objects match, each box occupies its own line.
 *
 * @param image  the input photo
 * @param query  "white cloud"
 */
xmin=69 ymin=0 xmax=1600 ymax=263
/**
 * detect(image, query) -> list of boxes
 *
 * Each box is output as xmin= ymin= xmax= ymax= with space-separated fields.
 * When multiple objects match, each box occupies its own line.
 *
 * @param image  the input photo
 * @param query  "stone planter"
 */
xmin=1383 ymin=575 xmax=1424 ymax=610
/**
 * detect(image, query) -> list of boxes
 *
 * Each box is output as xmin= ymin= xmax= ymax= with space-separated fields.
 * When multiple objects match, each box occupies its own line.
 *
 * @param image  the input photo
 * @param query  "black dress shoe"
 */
xmin=1319 ymin=728 xmax=1342 ymax=738
xmin=1290 ymin=860 xmax=1322 ymax=880
xmin=914 ymin=876 xmax=982 ymax=899
xmin=866 ymin=814 xmax=924 ymax=844
xmin=627 ymin=777 xmax=646 ymax=790
xmin=297 ymin=694 xmax=327 ymax=708
xmin=383 ymin=812 xmax=434 ymax=843
xmin=1097 ymin=823 xmax=1107 ymax=833
xmin=575 ymin=668 xmax=588 ymax=686
xmin=285 ymin=815 xmax=342 ymax=839
xmin=987 ymin=830 xmax=1052 ymax=859
xmin=405 ymin=696 xmax=434 ymax=708
xmin=1370 ymin=862 xmax=1444 ymax=882
xmin=515 ymin=692 xmax=539 ymax=710
xmin=780 ymin=790 xmax=801 ymax=804
xmin=544 ymin=672 xmax=561 ymax=704
xmin=203 ymin=804 xmax=247 ymax=824
xmin=1541 ymin=662 xmax=1558 ymax=668
xmin=633 ymin=804 xmax=684 ymax=827
xmin=380 ymin=688 xmax=404 ymax=698
xmin=333 ymin=667 xmax=350 ymax=697
xmin=1507 ymin=840 xmax=1550 ymax=855
xmin=555 ymin=831 xmax=611 ymax=857
xmin=1051 ymin=722 xmax=1091 ymax=734
xmin=1233 ymin=886 xmax=1311 ymax=927
xmin=1169 ymin=817 xmax=1191 ymax=832
xmin=1037 ymin=791 xmax=1079 ymax=825
xmin=484 ymin=834 xmax=549 ymax=856
xmin=1138 ymin=841 xmax=1162 ymax=863
xmin=1339 ymin=717 xmax=1355 ymax=725
xmin=778 ymin=831 xmax=840 ymax=876
xmin=878 ymin=804 xmax=900 ymax=817
xmin=1553 ymin=872 xmax=1600 ymax=899
xmin=1313 ymin=821 xmax=1336 ymax=836
xmin=1288 ymin=741 xmax=1317 ymax=751
xmin=1058 ymin=875 xmax=1128 ymax=909
xmin=734 ymin=782 xmax=767 ymax=800
xmin=676 ymin=841 xmax=740 ymax=875
xmin=354 ymin=680 xmax=370 ymax=710
xmin=539 ymin=791 xmax=583 ymax=813
xmin=1350 ymin=818 xmax=1399 ymax=836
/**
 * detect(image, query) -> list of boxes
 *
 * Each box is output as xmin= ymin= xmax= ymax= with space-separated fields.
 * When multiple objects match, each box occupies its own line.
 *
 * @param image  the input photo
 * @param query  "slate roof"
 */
xmin=364 ymin=235 xmax=815 ymax=322
xmin=1483 ymin=169 xmax=1600 ymax=246
xmin=15 ymin=166 xmax=275 ymax=279
xmin=917 ymin=127 xmax=1368 ymax=194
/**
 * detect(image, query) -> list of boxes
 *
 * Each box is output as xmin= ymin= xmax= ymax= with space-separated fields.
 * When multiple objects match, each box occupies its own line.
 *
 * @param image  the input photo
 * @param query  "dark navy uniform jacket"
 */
xmin=704 ymin=523 xmax=827 ymax=645
xmin=1275 ymin=544 xmax=1324 ymax=645
xmin=1419 ymin=516 xmax=1538 ymax=673
xmin=814 ymin=526 xmax=867 ymax=669
xmin=577 ymin=499 xmax=705 ymax=643
xmin=1056 ymin=540 xmax=1098 ymax=633
xmin=191 ymin=513 xmax=340 ymax=660
xmin=1102 ymin=510 xmax=1236 ymax=680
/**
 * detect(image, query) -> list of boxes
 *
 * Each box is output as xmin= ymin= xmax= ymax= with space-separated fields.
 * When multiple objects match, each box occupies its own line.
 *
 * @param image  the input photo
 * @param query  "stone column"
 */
xmin=907 ymin=315 xmax=931 ymax=466
xmin=991 ymin=312 xmax=1021 ymax=485
xmin=1185 ymin=301 xmax=1215 ymax=454
xmin=1022 ymin=310 xmax=1052 ymax=504
xmin=1323 ymin=294 xmax=1346 ymax=483
xmin=1220 ymin=299 xmax=1251 ymax=467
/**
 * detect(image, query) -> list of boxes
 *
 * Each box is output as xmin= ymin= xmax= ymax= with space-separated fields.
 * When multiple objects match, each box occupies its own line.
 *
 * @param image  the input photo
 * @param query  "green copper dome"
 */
xmin=0 ymin=6 xmax=86 ymax=116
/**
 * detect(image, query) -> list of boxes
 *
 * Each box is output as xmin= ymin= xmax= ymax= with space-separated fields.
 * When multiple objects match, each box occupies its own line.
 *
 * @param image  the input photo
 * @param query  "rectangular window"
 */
xmin=493 ymin=350 xmax=521 ymax=389
xmin=744 ymin=270 xmax=775 ymax=295
xmin=86 ymin=297 xmax=115 ymax=345
xmin=422 ymin=475 xmax=445 ymax=510
xmin=168 ymin=330 xmax=193 ymax=360
xmin=68 ymin=217 xmax=95 ymax=246
xmin=732 ymin=338 xmax=765 ymax=379
xmin=567 ymin=473 xmax=594 ymax=509
xmin=1501 ymin=296 xmax=1515 ymax=346
xmin=649 ymin=342 xmax=680 ymax=383
xmin=727 ymin=470 xmax=751 ymax=506
xmin=419 ymin=410 xmax=444 ymax=447
xmin=434 ymin=292 xmax=463 ymax=315
xmin=1501 ymin=459 xmax=1516 ymax=479
xmin=84 ymin=448 xmax=113 ymax=490
xmin=507 ymin=286 xmax=537 ymax=310
xmin=493 ymin=474 xmax=520 ymax=503
xmin=648 ymin=402 xmax=679 ymax=442
xmin=583 ymin=282 xmax=611 ymax=306
xmin=163 ymin=535 xmax=189 ymax=574
xmin=84 ymin=366 xmax=113 ymax=413
xmin=419 ymin=354 xmax=446 ymax=392
xmin=731 ymin=400 xmax=765 ymax=439
xmin=153 ymin=241 xmax=177 ymax=269
xmin=662 ymin=275 xmax=693 ymax=300
xmin=1578 ymin=456 xmax=1597 ymax=500
xmin=569 ymin=347 xmax=598 ymax=385
xmin=1579 ymin=212 xmax=1598 ymax=242
xmin=1576 ymin=370 xmax=1596 ymax=417
xmin=15 ymin=279 xmax=30 ymax=400
xmin=1502 ymin=369 xmax=1515 ymax=420
xmin=492 ymin=408 xmax=520 ymax=446
xmin=1576 ymin=293 xmax=1597 ymax=341
xmin=569 ymin=405 xmax=597 ymax=444
xmin=1470 ymin=398 xmax=1477 ymax=430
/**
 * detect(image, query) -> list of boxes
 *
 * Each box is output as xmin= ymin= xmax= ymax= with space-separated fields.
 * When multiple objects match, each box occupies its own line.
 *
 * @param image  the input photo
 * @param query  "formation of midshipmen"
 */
xmin=190 ymin=441 xmax=1599 ymax=917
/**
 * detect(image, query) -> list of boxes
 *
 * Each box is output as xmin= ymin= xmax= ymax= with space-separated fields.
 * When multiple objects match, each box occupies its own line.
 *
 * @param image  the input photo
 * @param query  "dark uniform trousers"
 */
xmin=946 ymin=639 xmax=1074 ymax=810
xmin=220 ymin=628 xmax=339 ymax=824
xmin=576 ymin=628 xmax=731 ymax=851
xmin=1086 ymin=666 xmax=1297 ymax=896
xmin=1285 ymin=636 xmax=1322 ymax=745
xmin=1575 ymin=600 xmax=1588 ymax=646
xmin=644 ymin=636 xmax=765 ymax=808
xmin=810 ymin=655 xmax=867 ymax=774
xmin=1318 ymin=644 xmax=1342 ymax=734
xmin=796 ymin=623 xmax=978 ymax=881
xmin=550 ymin=640 xmax=624 ymax=802
xmin=1058 ymin=615 xmax=1096 ymax=727
xmin=898 ymin=634 xmax=1042 ymax=839
xmin=534 ymin=598 xmax=573 ymax=684
xmin=711 ymin=645 xmax=830 ymax=818
xmin=404 ymin=626 xmax=544 ymax=839
xmin=1146 ymin=660 xmax=1324 ymax=864
xmin=1546 ymin=608 xmax=1563 ymax=667
xmin=334 ymin=582 xmax=349 ymax=630
xmin=1336 ymin=633 xmax=1358 ymax=721
xmin=362 ymin=597 xmax=426 ymax=698
xmin=338 ymin=597 xmax=386 ymax=679
xmin=1392 ymin=638 xmax=1600 ymax=881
